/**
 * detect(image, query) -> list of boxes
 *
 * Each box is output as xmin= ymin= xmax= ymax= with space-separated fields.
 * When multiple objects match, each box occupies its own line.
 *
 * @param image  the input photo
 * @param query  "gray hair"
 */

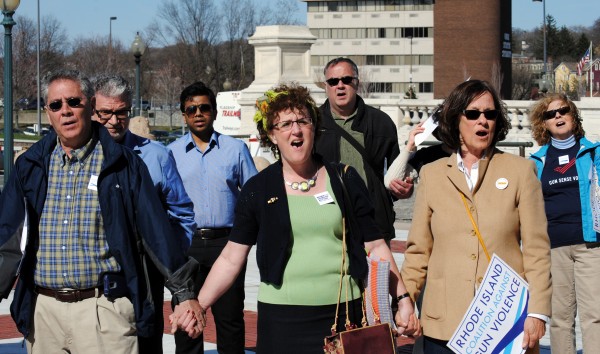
xmin=92 ymin=74 xmax=133 ymax=106
xmin=41 ymin=69 xmax=93 ymax=102
xmin=323 ymin=57 xmax=359 ymax=77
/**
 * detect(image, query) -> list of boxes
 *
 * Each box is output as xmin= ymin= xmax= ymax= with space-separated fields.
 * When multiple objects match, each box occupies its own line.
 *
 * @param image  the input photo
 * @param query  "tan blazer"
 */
xmin=401 ymin=149 xmax=552 ymax=341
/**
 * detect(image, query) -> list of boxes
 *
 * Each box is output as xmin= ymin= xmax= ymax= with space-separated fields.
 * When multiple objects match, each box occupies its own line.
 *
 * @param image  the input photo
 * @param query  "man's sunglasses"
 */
xmin=462 ymin=109 xmax=499 ymax=120
xmin=47 ymin=97 xmax=83 ymax=112
xmin=185 ymin=104 xmax=212 ymax=116
xmin=325 ymin=76 xmax=357 ymax=86
xmin=543 ymin=106 xmax=570 ymax=120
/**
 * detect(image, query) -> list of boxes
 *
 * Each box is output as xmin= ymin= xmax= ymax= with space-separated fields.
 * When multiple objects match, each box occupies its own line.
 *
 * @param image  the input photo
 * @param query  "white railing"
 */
xmin=369 ymin=98 xmax=600 ymax=157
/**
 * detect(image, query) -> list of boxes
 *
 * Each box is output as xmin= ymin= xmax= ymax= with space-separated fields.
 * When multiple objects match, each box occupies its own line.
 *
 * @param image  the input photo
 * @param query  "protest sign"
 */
xmin=214 ymin=91 xmax=242 ymax=135
xmin=448 ymin=254 xmax=528 ymax=354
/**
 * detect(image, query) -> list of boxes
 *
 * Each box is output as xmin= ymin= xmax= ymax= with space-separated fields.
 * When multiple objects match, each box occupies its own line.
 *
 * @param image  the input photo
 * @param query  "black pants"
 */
xmin=423 ymin=336 xmax=453 ymax=354
xmin=175 ymin=236 xmax=246 ymax=354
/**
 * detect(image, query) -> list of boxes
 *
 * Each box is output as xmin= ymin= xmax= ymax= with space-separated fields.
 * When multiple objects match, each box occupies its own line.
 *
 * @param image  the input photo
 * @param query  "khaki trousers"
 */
xmin=27 ymin=293 xmax=138 ymax=354
xmin=550 ymin=243 xmax=600 ymax=354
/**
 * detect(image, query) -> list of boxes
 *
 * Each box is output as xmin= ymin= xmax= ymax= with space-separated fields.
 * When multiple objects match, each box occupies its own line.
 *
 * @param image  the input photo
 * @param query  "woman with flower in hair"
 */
xmin=173 ymin=83 xmax=419 ymax=353
xmin=529 ymin=93 xmax=600 ymax=353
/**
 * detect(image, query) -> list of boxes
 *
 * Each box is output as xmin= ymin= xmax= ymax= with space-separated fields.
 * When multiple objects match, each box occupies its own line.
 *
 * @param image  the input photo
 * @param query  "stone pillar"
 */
xmin=238 ymin=25 xmax=325 ymax=136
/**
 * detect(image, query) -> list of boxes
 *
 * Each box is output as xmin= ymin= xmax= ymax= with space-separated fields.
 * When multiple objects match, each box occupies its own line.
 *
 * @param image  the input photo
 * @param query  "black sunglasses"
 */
xmin=543 ymin=106 xmax=570 ymax=120
xmin=462 ymin=109 xmax=499 ymax=120
xmin=325 ymin=76 xmax=357 ymax=86
xmin=47 ymin=97 xmax=83 ymax=112
xmin=185 ymin=104 xmax=212 ymax=116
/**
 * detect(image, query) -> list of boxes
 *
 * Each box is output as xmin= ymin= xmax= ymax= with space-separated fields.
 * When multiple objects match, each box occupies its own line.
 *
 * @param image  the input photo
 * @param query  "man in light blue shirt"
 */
xmin=169 ymin=82 xmax=257 ymax=354
xmin=92 ymin=74 xmax=196 ymax=354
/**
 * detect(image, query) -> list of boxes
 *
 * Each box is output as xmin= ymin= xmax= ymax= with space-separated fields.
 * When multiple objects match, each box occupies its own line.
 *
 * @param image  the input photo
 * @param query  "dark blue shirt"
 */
xmin=541 ymin=142 xmax=583 ymax=248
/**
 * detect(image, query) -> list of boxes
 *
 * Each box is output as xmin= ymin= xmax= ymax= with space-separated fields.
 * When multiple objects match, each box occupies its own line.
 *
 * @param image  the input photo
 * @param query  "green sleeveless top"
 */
xmin=258 ymin=173 xmax=361 ymax=305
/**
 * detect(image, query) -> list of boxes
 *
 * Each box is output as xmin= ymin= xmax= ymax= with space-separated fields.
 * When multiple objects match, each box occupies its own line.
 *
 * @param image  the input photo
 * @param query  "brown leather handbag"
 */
xmin=323 ymin=168 xmax=396 ymax=354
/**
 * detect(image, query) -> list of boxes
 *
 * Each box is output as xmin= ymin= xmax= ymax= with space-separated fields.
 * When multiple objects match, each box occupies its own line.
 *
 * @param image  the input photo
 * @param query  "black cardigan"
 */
xmin=229 ymin=157 xmax=381 ymax=286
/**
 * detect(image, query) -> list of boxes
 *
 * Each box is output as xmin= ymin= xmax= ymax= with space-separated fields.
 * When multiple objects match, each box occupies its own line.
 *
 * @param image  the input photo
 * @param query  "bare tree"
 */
xmin=357 ymin=66 xmax=376 ymax=98
xmin=257 ymin=0 xmax=303 ymax=26
xmin=11 ymin=16 xmax=38 ymax=102
xmin=220 ymin=0 xmax=256 ymax=90
xmin=151 ymin=0 xmax=222 ymax=91
xmin=153 ymin=61 xmax=183 ymax=128
xmin=511 ymin=65 xmax=536 ymax=100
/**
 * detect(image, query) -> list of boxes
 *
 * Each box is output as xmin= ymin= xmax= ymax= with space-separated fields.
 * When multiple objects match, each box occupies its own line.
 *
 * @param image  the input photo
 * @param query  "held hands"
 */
xmin=170 ymin=299 xmax=207 ymax=339
xmin=522 ymin=317 xmax=545 ymax=349
xmin=394 ymin=296 xmax=422 ymax=337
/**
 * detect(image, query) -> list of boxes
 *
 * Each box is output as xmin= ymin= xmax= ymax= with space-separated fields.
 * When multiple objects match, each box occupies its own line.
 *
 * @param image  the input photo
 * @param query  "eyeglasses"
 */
xmin=47 ymin=97 xmax=83 ymax=112
xmin=543 ymin=106 xmax=570 ymax=120
xmin=185 ymin=104 xmax=213 ymax=116
xmin=95 ymin=109 xmax=131 ymax=121
xmin=272 ymin=118 xmax=313 ymax=131
xmin=325 ymin=76 xmax=357 ymax=86
xmin=462 ymin=109 xmax=499 ymax=120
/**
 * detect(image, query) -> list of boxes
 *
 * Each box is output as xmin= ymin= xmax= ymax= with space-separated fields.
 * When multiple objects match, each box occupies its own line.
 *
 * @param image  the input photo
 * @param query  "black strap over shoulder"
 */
xmin=335 ymin=164 xmax=367 ymax=286
xmin=331 ymin=122 xmax=378 ymax=176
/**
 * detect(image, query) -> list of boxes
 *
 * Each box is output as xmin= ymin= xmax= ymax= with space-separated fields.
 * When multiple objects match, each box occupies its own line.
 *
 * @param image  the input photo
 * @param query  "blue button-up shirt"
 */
xmin=168 ymin=131 xmax=258 ymax=228
xmin=123 ymin=131 xmax=196 ymax=250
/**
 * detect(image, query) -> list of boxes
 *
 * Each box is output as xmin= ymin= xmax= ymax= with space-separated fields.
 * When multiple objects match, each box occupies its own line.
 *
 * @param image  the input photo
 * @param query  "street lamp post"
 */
xmin=409 ymin=36 xmax=413 ymax=87
xmin=533 ymin=0 xmax=547 ymax=87
xmin=1 ymin=0 xmax=21 ymax=186
xmin=109 ymin=16 xmax=117 ymax=69
xmin=130 ymin=32 xmax=146 ymax=116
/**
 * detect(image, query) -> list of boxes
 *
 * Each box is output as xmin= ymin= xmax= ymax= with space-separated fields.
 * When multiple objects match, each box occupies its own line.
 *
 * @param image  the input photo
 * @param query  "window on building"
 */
xmin=328 ymin=1 xmax=339 ymax=11
xmin=340 ymin=1 xmax=359 ymax=11
xmin=383 ymin=55 xmax=399 ymax=65
xmin=419 ymin=55 xmax=433 ymax=65
xmin=366 ymin=55 xmax=384 ymax=65
xmin=419 ymin=82 xmax=433 ymax=93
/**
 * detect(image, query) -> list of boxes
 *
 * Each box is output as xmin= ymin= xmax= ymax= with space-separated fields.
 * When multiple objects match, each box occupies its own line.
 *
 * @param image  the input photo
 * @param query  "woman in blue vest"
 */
xmin=530 ymin=93 xmax=600 ymax=354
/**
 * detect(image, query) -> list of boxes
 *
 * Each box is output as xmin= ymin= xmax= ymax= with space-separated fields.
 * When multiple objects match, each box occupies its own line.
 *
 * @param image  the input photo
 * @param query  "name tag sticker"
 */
xmin=88 ymin=175 xmax=99 ymax=191
xmin=558 ymin=155 xmax=570 ymax=165
xmin=315 ymin=192 xmax=335 ymax=205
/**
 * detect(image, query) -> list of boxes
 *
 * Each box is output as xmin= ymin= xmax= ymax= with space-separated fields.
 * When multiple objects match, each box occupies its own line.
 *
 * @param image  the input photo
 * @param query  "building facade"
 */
xmin=303 ymin=0 xmax=435 ymax=100
xmin=303 ymin=0 xmax=514 ymax=99
xmin=433 ymin=0 xmax=512 ymax=99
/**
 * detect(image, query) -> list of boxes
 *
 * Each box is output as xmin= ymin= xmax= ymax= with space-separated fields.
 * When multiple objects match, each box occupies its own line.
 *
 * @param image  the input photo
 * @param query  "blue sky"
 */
xmin=13 ymin=0 xmax=600 ymax=45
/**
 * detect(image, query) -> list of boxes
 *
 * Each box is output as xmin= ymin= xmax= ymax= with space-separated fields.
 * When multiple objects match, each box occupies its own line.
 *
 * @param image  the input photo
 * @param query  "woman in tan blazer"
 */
xmin=401 ymin=80 xmax=551 ymax=353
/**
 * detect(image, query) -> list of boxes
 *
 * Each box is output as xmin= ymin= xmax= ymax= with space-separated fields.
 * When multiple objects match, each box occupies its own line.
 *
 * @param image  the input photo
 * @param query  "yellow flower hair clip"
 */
xmin=253 ymin=90 xmax=289 ymax=131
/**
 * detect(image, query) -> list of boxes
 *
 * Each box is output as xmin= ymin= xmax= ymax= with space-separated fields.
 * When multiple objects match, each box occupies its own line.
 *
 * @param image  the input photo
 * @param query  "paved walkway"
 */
xmin=0 ymin=226 xmax=581 ymax=353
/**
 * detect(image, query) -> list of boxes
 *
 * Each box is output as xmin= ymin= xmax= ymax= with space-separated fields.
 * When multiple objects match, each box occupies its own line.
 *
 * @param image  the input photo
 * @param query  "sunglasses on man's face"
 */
xmin=462 ymin=109 xmax=499 ymax=120
xmin=325 ymin=76 xmax=357 ymax=86
xmin=47 ymin=97 xmax=83 ymax=112
xmin=543 ymin=106 xmax=570 ymax=120
xmin=185 ymin=104 xmax=212 ymax=116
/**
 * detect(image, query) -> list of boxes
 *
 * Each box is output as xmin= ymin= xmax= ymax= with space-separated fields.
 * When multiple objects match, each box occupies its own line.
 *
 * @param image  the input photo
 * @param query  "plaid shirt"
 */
xmin=35 ymin=136 xmax=120 ymax=289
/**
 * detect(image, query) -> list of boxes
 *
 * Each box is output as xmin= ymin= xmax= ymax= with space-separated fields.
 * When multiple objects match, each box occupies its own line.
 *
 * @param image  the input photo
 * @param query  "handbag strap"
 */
xmin=330 ymin=165 xmax=369 ymax=335
xmin=460 ymin=192 xmax=491 ymax=262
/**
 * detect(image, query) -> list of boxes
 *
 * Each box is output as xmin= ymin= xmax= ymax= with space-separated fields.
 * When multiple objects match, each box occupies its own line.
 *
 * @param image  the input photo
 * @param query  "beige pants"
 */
xmin=27 ymin=293 xmax=138 ymax=354
xmin=550 ymin=244 xmax=600 ymax=354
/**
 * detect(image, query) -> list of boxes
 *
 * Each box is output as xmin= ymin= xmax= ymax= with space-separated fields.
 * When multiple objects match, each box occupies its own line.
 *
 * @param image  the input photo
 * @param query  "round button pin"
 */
xmin=496 ymin=178 xmax=508 ymax=190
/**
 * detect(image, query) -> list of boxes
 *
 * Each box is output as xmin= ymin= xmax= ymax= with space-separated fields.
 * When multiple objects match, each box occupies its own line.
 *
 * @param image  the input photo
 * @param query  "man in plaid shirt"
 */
xmin=0 ymin=69 xmax=201 ymax=353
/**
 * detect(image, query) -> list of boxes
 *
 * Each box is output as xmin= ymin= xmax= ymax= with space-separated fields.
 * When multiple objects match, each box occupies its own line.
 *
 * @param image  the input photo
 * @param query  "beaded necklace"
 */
xmin=284 ymin=168 xmax=319 ymax=192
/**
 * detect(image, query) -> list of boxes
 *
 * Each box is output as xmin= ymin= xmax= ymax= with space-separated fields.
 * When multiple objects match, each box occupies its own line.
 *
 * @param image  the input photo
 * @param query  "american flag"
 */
xmin=577 ymin=45 xmax=591 ymax=75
